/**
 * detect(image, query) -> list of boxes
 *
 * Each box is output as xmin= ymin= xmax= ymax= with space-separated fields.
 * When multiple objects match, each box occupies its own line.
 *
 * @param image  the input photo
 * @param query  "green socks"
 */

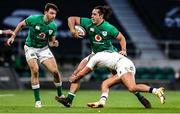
xmin=56 ymin=86 xmax=63 ymax=96
xmin=54 ymin=82 xmax=63 ymax=97
xmin=32 ymin=84 xmax=40 ymax=101
xmin=134 ymin=92 xmax=143 ymax=99
xmin=67 ymin=92 xmax=75 ymax=104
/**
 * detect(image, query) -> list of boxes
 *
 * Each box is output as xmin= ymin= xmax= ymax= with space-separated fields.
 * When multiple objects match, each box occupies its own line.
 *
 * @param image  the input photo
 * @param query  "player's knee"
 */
xmin=128 ymin=86 xmax=136 ymax=93
xmin=30 ymin=67 xmax=39 ymax=76
xmin=77 ymin=72 xmax=84 ymax=77
xmin=51 ymin=69 xmax=59 ymax=76
xmin=101 ymin=80 xmax=110 ymax=88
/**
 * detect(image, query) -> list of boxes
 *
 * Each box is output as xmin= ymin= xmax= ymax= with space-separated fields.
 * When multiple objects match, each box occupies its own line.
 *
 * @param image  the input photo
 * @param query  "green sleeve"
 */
xmin=52 ymin=27 xmax=57 ymax=36
xmin=109 ymin=25 xmax=119 ymax=38
xmin=49 ymin=22 xmax=57 ymax=37
xmin=25 ymin=15 xmax=34 ymax=26
xmin=80 ymin=17 xmax=92 ymax=30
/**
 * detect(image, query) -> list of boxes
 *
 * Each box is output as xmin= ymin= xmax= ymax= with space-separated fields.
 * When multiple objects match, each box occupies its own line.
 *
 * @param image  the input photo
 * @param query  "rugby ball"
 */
xmin=74 ymin=25 xmax=86 ymax=38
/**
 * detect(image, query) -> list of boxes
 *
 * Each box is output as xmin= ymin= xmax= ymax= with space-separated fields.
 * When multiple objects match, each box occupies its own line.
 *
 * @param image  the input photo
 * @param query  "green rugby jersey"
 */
xmin=25 ymin=15 xmax=57 ymax=48
xmin=80 ymin=18 xmax=119 ymax=53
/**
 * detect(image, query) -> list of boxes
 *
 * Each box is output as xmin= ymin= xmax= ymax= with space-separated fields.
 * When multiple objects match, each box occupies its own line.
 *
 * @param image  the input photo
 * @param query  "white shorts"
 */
xmin=116 ymin=57 xmax=136 ymax=78
xmin=84 ymin=52 xmax=95 ymax=61
xmin=24 ymin=45 xmax=54 ymax=63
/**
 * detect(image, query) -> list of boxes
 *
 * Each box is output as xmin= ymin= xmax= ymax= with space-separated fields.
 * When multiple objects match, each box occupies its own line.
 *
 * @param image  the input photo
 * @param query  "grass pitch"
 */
xmin=0 ymin=90 xmax=180 ymax=113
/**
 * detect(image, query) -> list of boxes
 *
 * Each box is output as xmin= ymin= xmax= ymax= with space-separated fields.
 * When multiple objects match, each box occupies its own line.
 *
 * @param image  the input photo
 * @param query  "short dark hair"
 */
xmin=44 ymin=3 xmax=59 ymax=12
xmin=94 ymin=5 xmax=112 ymax=20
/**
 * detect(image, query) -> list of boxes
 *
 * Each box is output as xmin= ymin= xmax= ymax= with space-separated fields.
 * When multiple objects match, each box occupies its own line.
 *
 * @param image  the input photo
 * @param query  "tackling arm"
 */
xmin=69 ymin=67 xmax=92 ymax=83
xmin=0 ymin=29 xmax=13 ymax=35
xmin=69 ymin=54 xmax=98 ymax=83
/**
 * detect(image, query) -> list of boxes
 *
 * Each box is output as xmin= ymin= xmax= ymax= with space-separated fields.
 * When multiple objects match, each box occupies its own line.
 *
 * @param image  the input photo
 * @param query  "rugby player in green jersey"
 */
xmin=56 ymin=5 xmax=151 ymax=108
xmin=7 ymin=3 xmax=64 ymax=108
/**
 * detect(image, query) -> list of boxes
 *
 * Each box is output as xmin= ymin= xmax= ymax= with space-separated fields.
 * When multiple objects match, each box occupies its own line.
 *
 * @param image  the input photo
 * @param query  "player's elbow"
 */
xmin=68 ymin=16 xmax=80 ymax=24
xmin=68 ymin=17 xmax=75 ymax=22
xmin=18 ymin=21 xmax=26 ymax=28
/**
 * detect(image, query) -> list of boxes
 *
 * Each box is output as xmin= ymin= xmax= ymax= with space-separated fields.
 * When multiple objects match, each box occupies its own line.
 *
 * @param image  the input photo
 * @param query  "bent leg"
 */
xmin=42 ymin=57 xmax=63 ymax=97
xmin=27 ymin=59 xmax=39 ymax=85
xmin=69 ymin=58 xmax=88 ymax=94
xmin=87 ymin=75 xmax=121 ymax=108
xmin=27 ymin=59 xmax=41 ymax=107
xmin=121 ymin=72 xmax=165 ymax=104
xmin=56 ymin=58 xmax=89 ymax=107
xmin=120 ymin=72 xmax=150 ymax=92
xmin=42 ymin=57 xmax=61 ymax=83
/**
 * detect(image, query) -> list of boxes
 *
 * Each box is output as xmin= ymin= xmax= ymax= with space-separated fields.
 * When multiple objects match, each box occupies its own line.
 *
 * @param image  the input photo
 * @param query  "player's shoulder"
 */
xmin=49 ymin=21 xmax=57 ymax=29
xmin=80 ymin=17 xmax=92 ymax=24
xmin=81 ymin=17 xmax=91 ymax=21
xmin=28 ymin=15 xmax=42 ymax=19
xmin=103 ymin=21 xmax=116 ymax=29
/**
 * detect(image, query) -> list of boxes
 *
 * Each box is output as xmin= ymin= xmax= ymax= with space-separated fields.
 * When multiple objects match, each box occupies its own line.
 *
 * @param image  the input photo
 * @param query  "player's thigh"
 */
xmin=120 ymin=72 xmax=136 ymax=89
xmin=42 ymin=57 xmax=58 ymax=72
xmin=27 ymin=59 xmax=39 ymax=73
xmin=102 ymin=75 xmax=121 ymax=88
xmin=116 ymin=57 xmax=136 ymax=88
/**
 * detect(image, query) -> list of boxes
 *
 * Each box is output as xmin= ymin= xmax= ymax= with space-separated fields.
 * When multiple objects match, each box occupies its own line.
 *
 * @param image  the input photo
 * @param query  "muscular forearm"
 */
xmin=68 ymin=17 xmax=76 ymax=32
xmin=69 ymin=67 xmax=92 ymax=83
xmin=116 ymin=32 xmax=127 ymax=56
xmin=13 ymin=21 xmax=26 ymax=37
xmin=119 ymin=36 xmax=126 ymax=51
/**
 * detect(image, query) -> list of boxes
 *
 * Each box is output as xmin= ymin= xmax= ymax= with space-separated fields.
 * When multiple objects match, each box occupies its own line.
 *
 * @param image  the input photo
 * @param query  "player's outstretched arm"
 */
xmin=69 ymin=67 xmax=92 ymax=83
xmin=0 ymin=29 xmax=13 ymax=35
xmin=7 ymin=20 xmax=26 ymax=46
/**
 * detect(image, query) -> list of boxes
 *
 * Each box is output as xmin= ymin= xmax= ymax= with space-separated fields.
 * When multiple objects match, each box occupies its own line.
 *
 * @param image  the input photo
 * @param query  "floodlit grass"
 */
xmin=0 ymin=90 xmax=180 ymax=113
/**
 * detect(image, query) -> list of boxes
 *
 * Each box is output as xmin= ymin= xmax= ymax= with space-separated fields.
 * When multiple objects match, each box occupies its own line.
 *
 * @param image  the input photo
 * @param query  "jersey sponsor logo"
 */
xmin=39 ymin=33 xmax=46 ymax=39
xmin=49 ymin=30 xmax=53 ymax=35
xmin=102 ymin=31 xmax=107 ymax=36
xmin=95 ymin=35 xmax=102 ymax=42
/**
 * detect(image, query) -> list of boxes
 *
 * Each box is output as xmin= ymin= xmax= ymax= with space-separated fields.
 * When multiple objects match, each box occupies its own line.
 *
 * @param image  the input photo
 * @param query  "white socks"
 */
xmin=32 ymin=84 xmax=40 ymax=89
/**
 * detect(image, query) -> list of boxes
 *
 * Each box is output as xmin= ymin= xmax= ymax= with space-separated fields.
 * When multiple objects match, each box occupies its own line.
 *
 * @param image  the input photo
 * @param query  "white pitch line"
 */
xmin=0 ymin=94 xmax=15 ymax=97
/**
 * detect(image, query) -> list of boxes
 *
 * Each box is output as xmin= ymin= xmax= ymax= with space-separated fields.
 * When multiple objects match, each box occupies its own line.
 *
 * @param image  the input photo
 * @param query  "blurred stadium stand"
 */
xmin=0 ymin=0 xmax=180 ymax=89
xmin=129 ymin=0 xmax=180 ymax=59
